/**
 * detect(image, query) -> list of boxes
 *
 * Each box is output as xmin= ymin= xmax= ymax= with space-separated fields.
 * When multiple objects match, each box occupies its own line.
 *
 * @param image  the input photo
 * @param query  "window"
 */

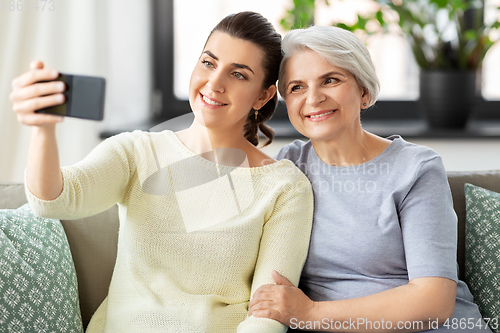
xmin=315 ymin=0 xmax=500 ymax=100
xmin=152 ymin=0 xmax=500 ymax=131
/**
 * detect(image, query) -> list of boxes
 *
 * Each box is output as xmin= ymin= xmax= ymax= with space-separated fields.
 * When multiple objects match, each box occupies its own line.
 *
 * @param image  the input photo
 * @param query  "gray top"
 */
xmin=278 ymin=135 xmax=491 ymax=333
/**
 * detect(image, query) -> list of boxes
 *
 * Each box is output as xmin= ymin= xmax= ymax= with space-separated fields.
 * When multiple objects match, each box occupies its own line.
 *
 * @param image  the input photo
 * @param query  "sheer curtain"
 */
xmin=0 ymin=0 xmax=151 ymax=183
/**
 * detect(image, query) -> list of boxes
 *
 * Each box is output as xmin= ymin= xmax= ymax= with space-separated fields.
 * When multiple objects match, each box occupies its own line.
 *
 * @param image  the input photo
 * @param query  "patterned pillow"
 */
xmin=465 ymin=183 xmax=500 ymax=333
xmin=0 ymin=204 xmax=83 ymax=333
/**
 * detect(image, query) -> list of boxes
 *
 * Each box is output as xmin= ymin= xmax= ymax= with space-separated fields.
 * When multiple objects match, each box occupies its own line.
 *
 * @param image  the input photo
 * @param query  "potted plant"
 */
xmin=280 ymin=0 xmax=500 ymax=129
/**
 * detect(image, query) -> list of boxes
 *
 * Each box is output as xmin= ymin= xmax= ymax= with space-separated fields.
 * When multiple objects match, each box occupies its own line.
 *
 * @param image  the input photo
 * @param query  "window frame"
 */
xmin=152 ymin=0 xmax=500 ymax=138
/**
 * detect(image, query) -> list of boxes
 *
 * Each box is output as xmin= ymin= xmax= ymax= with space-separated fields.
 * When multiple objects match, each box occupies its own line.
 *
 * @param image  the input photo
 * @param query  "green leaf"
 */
xmin=356 ymin=14 xmax=368 ymax=30
xmin=464 ymin=29 xmax=478 ymax=41
xmin=431 ymin=0 xmax=449 ymax=9
xmin=281 ymin=0 xmax=492 ymax=69
xmin=335 ymin=23 xmax=356 ymax=32
xmin=376 ymin=10 xmax=385 ymax=26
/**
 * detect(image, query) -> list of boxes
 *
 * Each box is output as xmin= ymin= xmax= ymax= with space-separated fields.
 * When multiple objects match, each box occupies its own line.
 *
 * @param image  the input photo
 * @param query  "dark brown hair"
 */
xmin=206 ymin=11 xmax=282 ymax=147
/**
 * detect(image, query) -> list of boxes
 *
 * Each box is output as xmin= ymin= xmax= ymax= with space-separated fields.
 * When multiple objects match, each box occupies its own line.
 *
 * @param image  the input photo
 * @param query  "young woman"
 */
xmin=10 ymin=12 xmax=313 ymax=333
xmin=248 ymin=25 xmax=491 ymax=333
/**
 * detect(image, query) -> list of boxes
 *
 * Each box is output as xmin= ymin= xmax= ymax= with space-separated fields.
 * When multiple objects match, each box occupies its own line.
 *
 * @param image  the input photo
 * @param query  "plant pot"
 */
xmin=419 ymin=70 xmax=480 ymax=129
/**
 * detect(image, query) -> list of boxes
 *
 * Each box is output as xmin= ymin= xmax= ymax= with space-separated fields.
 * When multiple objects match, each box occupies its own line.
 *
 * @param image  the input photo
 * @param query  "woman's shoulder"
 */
xmin=241 ymin=156 xmax=307 ymax=179
xmin=240 ymin=153 xmax=312 ymax=188
xmin=104 ymin=129 xmax=177 ymax=148
xmin=103 ymin=129 xmax=151 ymax=146
xmin=251 ymin=159 xmax=313 ymax=201
xmin=276 ymin=139 xmax=312 ymax=163
xmin=386 ymin=135 xmax=441 ymax=163
xmin=107 ymin=129 xmax=175 ymax=140
xmin=383 ymin=135 xmax=447 ymax=181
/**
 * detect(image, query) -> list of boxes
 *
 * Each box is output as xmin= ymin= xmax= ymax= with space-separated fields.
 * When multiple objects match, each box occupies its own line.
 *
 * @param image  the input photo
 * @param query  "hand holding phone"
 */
xmin=11 ymin=61 xmax=107 ymax=126
xmin=11 ymin=62 xmax=64 ymax=127
xmin=35 ymin=73 xmax=106 ymax=121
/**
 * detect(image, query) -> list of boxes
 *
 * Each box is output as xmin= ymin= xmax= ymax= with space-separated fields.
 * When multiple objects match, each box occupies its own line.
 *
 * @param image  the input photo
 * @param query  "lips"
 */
xmin=307 ymin=110 xmax=335 ymax=118
xmin=200 ymin=93 xmax=227 ymax=106
xmin=305 ymin=110 xmax=337 ymax=120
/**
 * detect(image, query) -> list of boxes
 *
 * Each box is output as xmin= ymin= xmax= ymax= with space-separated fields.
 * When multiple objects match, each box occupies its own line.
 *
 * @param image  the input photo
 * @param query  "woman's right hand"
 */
xmin=12 ymin=61 xmax=65 ymax=200
xmin=10 ymin=60 xmax=66 ymax=127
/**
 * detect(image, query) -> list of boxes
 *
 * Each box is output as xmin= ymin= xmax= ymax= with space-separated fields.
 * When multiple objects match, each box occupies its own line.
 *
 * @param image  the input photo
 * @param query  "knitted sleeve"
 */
xmin=25 ymin=131 xmax=139 ymax=220
xmin=237 ymin=172 xmax=314 ymax=332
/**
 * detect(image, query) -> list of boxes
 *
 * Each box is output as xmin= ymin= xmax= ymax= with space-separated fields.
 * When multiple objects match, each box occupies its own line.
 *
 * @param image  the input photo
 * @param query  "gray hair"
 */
xmin=278 ymin=25 xmax=380 ymax=107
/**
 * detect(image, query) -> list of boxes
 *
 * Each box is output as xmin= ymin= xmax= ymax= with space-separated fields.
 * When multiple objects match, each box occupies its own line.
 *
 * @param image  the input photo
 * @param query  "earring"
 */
xmin=363 ymin=103 xmax=367 ymax=107
xmin=254 ymin=110 xmax=259 ymax=120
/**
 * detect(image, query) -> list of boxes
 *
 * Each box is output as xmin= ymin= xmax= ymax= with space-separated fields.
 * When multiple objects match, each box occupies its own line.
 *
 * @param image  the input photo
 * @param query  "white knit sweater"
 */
xmin=26 ymin=130 xmax=314 ymax=333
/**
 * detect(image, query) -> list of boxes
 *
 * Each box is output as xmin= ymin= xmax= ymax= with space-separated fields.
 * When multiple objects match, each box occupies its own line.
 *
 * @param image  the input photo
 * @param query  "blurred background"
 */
xmin=1 ymin=0 xmax=500 ymax=183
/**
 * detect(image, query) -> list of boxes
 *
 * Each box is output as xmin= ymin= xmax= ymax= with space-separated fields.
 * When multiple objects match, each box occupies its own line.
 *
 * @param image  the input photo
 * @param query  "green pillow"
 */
xmin=465 ymin=183 xmax=500 ymax=333
xmin=0 ymin=204 xmax=83 ymax=333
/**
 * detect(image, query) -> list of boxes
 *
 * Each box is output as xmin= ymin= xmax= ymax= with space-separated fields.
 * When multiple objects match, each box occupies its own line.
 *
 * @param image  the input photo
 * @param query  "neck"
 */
xmin=311 ymin=127 xmax=380 ymax=166
xmin=176 ymin=119 xmax=251 ymax=154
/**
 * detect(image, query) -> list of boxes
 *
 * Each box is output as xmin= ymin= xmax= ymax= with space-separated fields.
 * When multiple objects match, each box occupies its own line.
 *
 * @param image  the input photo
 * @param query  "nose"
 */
xmin=306 ymin=86 xmax=326 ymax=106
xmin=207 ymin=70 xmax=225 ymax=93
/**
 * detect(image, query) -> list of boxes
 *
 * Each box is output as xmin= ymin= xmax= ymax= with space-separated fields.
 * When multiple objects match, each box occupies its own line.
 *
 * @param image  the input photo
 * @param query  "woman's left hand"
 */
xmin=248 ymin=270 xmax=318 ymax=325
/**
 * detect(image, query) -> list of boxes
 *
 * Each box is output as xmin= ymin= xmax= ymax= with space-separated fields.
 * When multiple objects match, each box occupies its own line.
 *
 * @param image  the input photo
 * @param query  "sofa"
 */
xmin=1 ymin=170 xmax=499 ymax=329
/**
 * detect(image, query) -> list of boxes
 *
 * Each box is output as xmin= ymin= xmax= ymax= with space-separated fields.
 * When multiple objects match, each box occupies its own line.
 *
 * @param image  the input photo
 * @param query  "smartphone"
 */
xmin=36 ymin=73 xmax=106 ymax=121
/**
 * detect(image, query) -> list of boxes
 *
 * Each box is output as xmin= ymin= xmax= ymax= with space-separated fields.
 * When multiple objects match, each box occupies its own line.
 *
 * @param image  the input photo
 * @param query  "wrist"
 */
xmin=308 ymin=301 xmax=322 ymax=323
xmin=31 ymin=124 xmax=58 ymax=141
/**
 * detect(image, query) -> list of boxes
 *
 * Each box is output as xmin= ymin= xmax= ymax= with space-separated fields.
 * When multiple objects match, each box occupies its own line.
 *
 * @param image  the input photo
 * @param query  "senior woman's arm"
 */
xmin=249 ymin=274 xmax=456 ymax=332
xmin=249 ymin=155 xmax=459 ymax=332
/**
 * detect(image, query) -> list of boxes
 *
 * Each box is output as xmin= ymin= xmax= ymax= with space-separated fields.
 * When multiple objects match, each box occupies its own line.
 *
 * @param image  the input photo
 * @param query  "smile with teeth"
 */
xmin=202 ymin=94 xmax=226 ymax=106
xmin=308 ymin=110 xmax=335 ymax=118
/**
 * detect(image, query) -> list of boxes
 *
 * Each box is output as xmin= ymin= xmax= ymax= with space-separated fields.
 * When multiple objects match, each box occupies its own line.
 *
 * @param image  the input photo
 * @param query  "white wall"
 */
xmin=0 ymin=0 xmax=151 ymax=182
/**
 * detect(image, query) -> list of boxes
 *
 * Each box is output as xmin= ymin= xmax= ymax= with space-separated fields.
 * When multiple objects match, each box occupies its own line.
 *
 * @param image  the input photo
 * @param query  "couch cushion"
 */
xmin=0 ymin=183 xmax=27 ymax=209
xmin=447 ymin=170 xmax=500 ymax=281
xmin=0 ymin=182 xmax=119 ymax=329
xmin=0 ymin=204 xmax=83 ymax=332
xmin=465 ymin=183 xmax=500 ymax=332
xmin=62 ymin=205 xmax=119 ymax=329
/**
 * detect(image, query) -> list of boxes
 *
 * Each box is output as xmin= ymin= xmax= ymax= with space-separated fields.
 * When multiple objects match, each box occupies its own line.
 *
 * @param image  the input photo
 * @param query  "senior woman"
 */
xmin=248 ymin=26 xmax=491 ymax=332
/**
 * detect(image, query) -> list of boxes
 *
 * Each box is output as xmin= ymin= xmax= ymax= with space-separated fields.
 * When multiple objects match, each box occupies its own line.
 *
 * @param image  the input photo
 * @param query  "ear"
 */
xmin=361 ymin=88 xmax=370 ymax=109
xmin=252 ymin=84 xmax=277 ymax=110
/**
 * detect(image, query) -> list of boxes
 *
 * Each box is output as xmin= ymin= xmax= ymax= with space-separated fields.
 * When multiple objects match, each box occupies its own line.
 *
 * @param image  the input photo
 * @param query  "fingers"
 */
xmin=13 ymin=94 xmax=65 ymax=126
xmin=249 ymin=300 xmax=273 ymax=316
xmin=13 ymin=93 xmax=65 ymax=114
xmin=10 ymin=81 xmax=65 ymax=103
xmin=10 ymin=61 xmax=65 ymax=127
xmin=272 ymin=270 xmax=294 ymax=286
xmin=249 ymin=288 xmax=277 ymax=308
xmin=12 ymin=68 xmax=59 ymax=90
xmin=249 ymin=302 xmax=282 ymax=321
xmin=249 ymin=301 xmax=288 ymax=324
xmin=30 ymin=60 xmax=44 ymax=70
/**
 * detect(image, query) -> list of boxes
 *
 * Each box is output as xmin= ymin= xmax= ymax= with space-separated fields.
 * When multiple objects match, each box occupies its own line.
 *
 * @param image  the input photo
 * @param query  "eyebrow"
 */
xmin=203 ymin=50 xmax=255 ymax=74
xmin=320 ymin=71 xmax=347 ymax=79
xmin=286 ymin=80 xmax=303 ymax=88
xmin=286 ymin=71 xmax=347 ymax=88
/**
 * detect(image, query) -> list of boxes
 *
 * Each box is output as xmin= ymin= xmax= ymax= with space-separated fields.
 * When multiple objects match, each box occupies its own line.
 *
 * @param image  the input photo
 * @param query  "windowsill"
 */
xmin=264 ymin=119 xmax=500 ymax=139
xmin=100 ymin=118 xmax=500 ymax=140
xmin=361 ymin=119 xmax=500 ymax=139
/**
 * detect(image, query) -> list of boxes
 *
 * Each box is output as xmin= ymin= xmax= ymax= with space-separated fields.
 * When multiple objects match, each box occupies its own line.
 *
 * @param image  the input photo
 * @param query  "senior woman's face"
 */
xmin=282 ymin=49 xmax=369 ymax=142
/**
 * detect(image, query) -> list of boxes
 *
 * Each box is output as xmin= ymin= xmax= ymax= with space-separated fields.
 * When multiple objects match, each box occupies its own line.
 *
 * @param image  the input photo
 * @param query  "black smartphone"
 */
xmin=35 ymin=73 xmax=106 ymax=121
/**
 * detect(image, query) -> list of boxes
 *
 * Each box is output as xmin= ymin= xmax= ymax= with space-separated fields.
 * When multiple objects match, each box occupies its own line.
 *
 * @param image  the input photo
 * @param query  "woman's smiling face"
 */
xmin=282 ymin=49 xmax=370 ymax=143
xmin=189 ymin=31 xmax=274 ymax=132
